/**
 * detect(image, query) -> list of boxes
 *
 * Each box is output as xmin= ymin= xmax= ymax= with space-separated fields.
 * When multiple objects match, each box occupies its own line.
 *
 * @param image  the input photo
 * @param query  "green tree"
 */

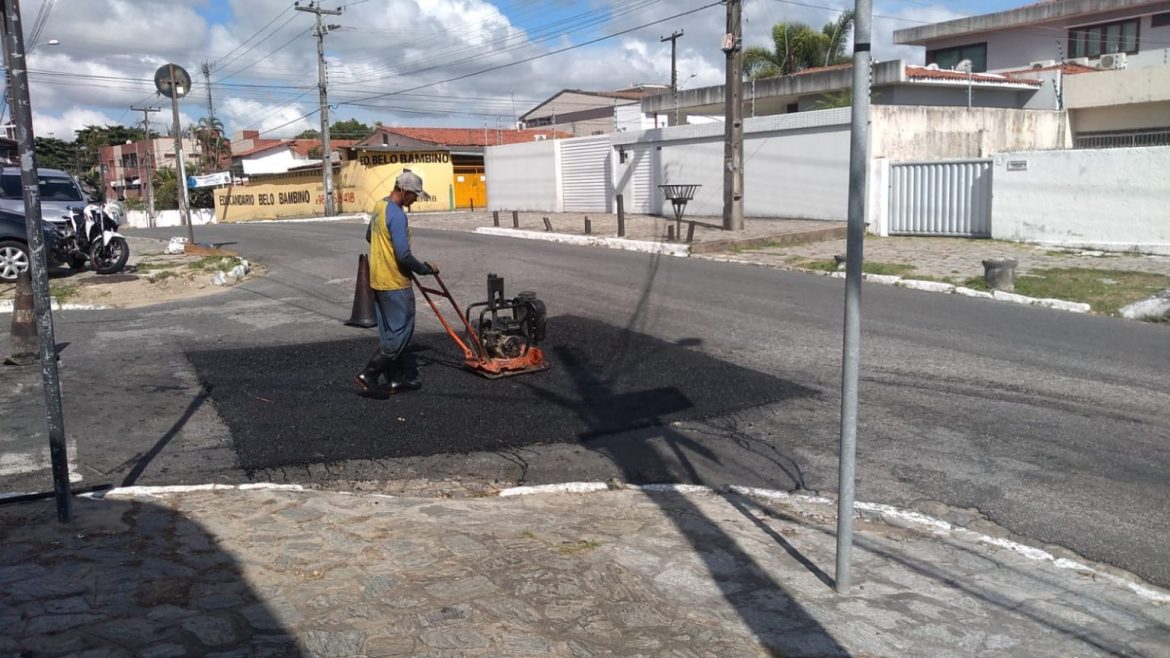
xmin=153 ymin=166 xmax=179 ymax=210
xmin=33 ymin=136 xmax=74 ymax=171
xmin=295 ymin=128 xmax=320 ymax=139
xmin=329 ymin=118 xmax=372 ymax=139
xmin=152 ymin=163 xmax=214 ymax=209
xmin=744 ymin=10 xmax=855 ymax=80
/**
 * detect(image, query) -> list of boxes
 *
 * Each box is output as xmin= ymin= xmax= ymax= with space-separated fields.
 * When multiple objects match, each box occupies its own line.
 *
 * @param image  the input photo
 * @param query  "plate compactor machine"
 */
xmin=414 ymin=272 xmax=549 ymax=379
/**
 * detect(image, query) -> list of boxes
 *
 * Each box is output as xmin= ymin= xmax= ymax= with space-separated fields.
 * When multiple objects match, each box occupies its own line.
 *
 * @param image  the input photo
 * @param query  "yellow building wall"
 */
xmin=338 ymin=150 xmax=454 ymax=215
xmin=214 ymin=173 xmax=329 ymax=223
xmin=214 ymin=150 xmax=456 ymax=222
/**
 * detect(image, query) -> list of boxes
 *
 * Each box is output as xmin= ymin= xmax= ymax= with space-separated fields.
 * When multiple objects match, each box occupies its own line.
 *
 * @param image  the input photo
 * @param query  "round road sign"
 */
xmin=154 ymin=64 xmax=192 ymax=100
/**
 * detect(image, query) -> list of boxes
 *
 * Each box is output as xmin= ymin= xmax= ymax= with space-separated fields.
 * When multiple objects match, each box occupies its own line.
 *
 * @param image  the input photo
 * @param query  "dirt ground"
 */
xmin=0 ymin=236 xmax=258 ymax=309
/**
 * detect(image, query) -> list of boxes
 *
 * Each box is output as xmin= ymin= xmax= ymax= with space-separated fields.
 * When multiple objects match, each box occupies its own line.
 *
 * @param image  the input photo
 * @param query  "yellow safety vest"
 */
xmin=369 ymin=199 xmax=411 ymax=291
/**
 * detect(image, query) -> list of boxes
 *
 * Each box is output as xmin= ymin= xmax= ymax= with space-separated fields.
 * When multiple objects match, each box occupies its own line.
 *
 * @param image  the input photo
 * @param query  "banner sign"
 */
xmin=188 ymin=171 xmax=232 ymax=188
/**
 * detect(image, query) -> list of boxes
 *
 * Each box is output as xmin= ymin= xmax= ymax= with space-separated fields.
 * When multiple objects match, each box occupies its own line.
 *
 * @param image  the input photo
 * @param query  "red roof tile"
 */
xmin=905 ymin=65 xmax=1043 ymax=86
xmin=1001 ymin=62 xmax=1101 ymax=76
xmin=369 ymin=127 xmax=571 ymax=148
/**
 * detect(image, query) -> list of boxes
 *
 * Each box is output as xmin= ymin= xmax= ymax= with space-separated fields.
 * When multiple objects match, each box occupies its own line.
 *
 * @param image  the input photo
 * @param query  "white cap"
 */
xmin=395 ymin=169 xmax=427 ymax=197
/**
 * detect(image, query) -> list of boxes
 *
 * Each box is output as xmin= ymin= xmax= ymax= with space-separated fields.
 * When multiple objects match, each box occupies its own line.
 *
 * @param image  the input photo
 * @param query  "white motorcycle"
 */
xmin=51 ymin=202 xmax=130 ymax=275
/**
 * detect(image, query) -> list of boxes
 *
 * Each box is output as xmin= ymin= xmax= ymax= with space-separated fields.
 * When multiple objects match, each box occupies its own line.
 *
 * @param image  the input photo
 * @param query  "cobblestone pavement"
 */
xmin=2 ymin=486 xmax=1167 ymax=657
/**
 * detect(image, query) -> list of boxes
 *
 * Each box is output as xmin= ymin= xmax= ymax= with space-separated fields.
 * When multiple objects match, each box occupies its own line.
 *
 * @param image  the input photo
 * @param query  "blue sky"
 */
xmin=17 ymin=0 xmax=1045 ymax=140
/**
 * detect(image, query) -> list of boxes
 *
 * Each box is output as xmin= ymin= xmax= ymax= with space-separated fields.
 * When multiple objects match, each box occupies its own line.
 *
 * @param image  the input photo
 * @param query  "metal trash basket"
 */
xmin=659 ymin=184 xmax=701 ymax=241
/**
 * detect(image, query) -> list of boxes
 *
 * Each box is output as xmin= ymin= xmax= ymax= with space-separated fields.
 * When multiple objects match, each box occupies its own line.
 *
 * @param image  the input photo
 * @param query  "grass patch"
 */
xmin=134 ymin=261 xmax=177 ymax=272
xmin=961 ymin=276 xmax=991 ymax=292
xmin=49 ymin=283 xmax=79 ymax=302
xmin=791 ymin=259 xmax=917 ymax=277
xmin=151 ymin=270 xmax=179 ymax=282
xmin=1014 ymin=268 xmax=1170 ymax=316
xmin=864 ymin=262 xmax=917 ymax=277
xmin=556 ymin=539 xmax=601 ymax=556
xmin=190 ymin=256 xmax=243 ymax=273
xmin=793 ymin=259 xmax=836 ymax=272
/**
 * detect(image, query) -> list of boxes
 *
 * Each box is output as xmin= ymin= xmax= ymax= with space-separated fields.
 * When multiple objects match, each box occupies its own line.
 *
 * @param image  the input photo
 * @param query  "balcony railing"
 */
xmin=1074 ymin=129 xmax=1170 ymax=149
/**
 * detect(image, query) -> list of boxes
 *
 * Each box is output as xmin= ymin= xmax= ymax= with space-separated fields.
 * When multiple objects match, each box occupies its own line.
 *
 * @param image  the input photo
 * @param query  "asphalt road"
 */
xmin=3 ymin=219 xmax=1168 ymax=588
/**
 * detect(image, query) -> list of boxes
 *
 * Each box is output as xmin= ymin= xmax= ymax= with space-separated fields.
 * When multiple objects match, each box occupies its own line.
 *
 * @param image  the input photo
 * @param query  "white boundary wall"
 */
xmin=484 ymin=139 xmax=559 ymax=212
xmin=990 ymin=146 xmax=1170 ymax=255
xmin=485 ymin=109 xmax=853 ymax=220
xmin=612 ymin=108 xmax=852 ymax=220
xmin=126 ymin=209 xmax=217 ymax=229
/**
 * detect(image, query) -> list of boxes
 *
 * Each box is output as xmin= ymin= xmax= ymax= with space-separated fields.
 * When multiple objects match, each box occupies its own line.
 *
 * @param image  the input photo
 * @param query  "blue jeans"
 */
xmin=372 ymin=288 xmax=416 ymax=377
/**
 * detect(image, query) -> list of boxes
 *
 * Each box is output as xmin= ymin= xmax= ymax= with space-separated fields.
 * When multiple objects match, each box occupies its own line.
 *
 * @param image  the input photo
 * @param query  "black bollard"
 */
xmin=616 ymin=194 xmax=625 ymax=237
xmin=512 ymin=210 xmax=519 ymax=228
xmin=584 ymin=216 xmax=591 ymax=235
xmin=493 ymin=210 xmax=499 ymax=227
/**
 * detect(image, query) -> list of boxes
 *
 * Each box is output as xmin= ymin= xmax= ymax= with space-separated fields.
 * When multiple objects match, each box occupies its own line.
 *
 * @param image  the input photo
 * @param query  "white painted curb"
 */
xmin=231 ymin=213 xmax=368 ymax=225
xmin=88 ymin=483 xmax=305 ymax=499
xmin=0 ymin=299 xmax=108 ymax=313
xmin=475 ymin=227 xmax=690 ymax=257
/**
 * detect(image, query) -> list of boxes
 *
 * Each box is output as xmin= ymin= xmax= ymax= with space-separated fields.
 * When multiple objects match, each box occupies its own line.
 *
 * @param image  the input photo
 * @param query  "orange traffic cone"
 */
xmin=344 ymin=254 xmax=377 ymax=328
xmin=4 ymin=271 xmax=39 ymax=366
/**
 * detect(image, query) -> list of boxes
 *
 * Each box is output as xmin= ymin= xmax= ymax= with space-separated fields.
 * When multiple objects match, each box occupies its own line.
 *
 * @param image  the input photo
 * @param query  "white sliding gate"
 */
xmin=889 ymin=159 xmax=992 ymax=237
xmin=559 ymin=135 xmax=612 ymax=212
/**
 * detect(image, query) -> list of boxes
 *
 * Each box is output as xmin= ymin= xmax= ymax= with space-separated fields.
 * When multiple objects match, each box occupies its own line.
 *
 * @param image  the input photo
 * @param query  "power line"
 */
xmin=343 ymin=1 xmax=722 ymax=106
xmin=214 ymin=14 xmax=305 ymax=82
xmin=211 ymin=6 xmax=296 ymax=71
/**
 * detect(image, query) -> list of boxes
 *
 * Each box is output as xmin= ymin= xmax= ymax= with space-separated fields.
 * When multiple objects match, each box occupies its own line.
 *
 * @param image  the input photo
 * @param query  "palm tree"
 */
xmin=744 ymin=10 xmax=855 ymax=80
xmin=195 ymin=116 xmax=225 ymax=169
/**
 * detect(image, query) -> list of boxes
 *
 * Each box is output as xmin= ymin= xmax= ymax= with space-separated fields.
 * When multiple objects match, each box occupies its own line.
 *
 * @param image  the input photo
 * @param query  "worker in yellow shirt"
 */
xmin=355 ymin=170 xmax=437 ymax=396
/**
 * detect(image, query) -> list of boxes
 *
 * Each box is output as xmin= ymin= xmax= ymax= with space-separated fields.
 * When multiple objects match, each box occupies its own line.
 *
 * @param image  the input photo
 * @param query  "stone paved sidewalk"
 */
xmin=2 ymin=485 xmax=1167 ymax=657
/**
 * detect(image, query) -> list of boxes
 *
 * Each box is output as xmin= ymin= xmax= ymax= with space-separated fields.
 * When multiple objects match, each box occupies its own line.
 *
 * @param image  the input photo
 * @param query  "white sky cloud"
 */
xmin=3 ymin=0 xmax=976 ymax=141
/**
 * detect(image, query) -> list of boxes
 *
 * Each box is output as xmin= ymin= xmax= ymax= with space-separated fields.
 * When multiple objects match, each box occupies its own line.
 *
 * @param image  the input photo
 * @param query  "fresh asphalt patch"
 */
xmin=187 ymin=315 xmax=818 ymax=471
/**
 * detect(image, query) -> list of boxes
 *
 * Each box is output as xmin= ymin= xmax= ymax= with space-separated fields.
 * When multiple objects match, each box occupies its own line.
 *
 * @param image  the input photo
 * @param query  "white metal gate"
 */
xmin=559 ymin=136 xmax=612 ymax=212
xmin=627 ymin=145 xmax=655 ymax=214
xmin=889 ymin=159 xmax=992 ymax=237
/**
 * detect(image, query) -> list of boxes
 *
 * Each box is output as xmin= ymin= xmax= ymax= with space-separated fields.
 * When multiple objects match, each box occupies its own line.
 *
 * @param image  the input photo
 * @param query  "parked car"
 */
xmin=0 ymin=208 xmax=63 ymax=282
xmin=0 ymin=166 xmax=89 ymax=220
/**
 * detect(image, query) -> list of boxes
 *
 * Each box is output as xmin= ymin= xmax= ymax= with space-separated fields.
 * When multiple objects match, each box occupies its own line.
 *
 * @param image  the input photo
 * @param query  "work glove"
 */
xmin=423 ymin=261 xmax=439 ymax=275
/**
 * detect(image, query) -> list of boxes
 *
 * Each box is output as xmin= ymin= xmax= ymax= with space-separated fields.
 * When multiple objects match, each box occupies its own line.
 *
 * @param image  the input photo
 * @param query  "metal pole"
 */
xmin=836 ymin=0 xmax=872 ymax=595
xmin=168 ymin=65 xmax=194 ymax=243
xmin=722 ymin=0 xmax=743 ymax=231
xmin=1 ymin=0 xmax=72 ymax=522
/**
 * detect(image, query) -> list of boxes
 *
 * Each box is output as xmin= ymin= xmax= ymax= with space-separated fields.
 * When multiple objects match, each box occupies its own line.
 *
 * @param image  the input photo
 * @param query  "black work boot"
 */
xmin=355 ymin=349 xmax=394 ymax=396
xmin=388 ymin=353 xmax=421 ymax=393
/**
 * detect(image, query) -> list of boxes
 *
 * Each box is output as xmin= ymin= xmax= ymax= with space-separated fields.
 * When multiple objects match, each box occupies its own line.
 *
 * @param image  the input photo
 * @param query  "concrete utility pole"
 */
xmin=660 ymin=29 xmax=684 ymax=91
xmin=721 ymin=0 xmax=743 ymax=231
xmin=835 ymin=0 xmax=873 ymax=595
xmin=296 ymin=1 xmax=342 ymax=216
xmin=1 ymin=0 xmax=73 ymax=522
xmin=131 ymin=106 xmax=159 ymax=227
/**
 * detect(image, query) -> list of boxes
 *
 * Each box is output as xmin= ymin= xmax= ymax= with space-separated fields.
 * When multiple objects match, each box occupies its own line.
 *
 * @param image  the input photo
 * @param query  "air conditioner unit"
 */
xmin=1099 ymin=52 xmax=1127 ymax=70
xmin=533 ymin=134 xmax=547 ymax=141
xmin=1029 ymin=59 xmax=1057 ymax=69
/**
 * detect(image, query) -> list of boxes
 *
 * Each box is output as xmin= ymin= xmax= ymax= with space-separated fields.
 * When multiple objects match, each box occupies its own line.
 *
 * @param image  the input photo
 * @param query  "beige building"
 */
xmin=98 ymin=137 xmax=201 ymax=202
xmin=519 ymin=86 xmax=669 ymax=136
